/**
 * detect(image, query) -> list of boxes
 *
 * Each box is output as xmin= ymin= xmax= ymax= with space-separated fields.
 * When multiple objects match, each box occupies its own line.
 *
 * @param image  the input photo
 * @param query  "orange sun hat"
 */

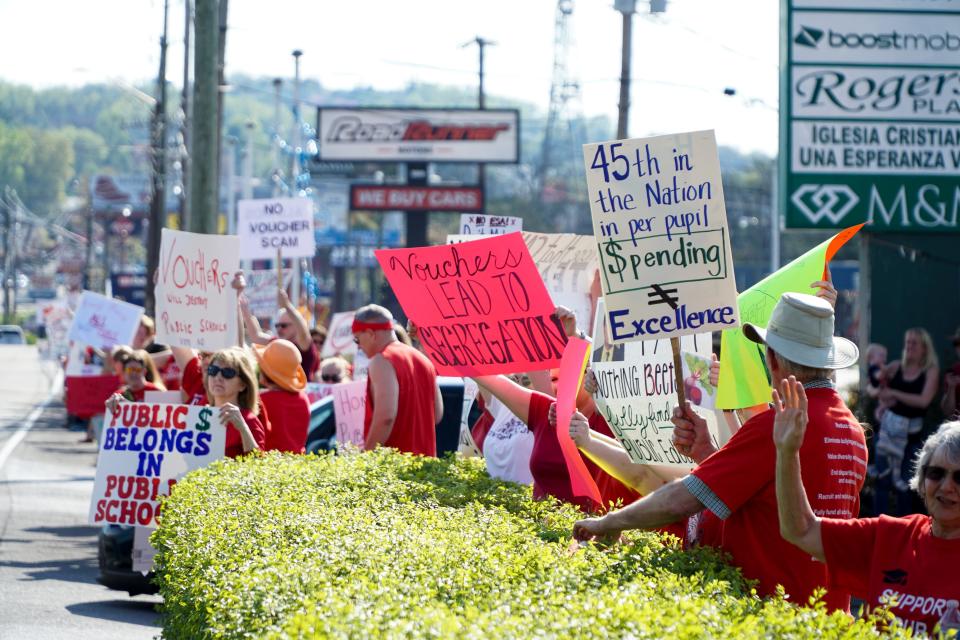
xmin=252 ymin=339 xmax=307 ymax=392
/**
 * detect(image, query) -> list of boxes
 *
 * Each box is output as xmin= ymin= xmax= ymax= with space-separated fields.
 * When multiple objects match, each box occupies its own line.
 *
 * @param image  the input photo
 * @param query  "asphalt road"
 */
xmin=0 ymin=345 xmax=161 ymax=640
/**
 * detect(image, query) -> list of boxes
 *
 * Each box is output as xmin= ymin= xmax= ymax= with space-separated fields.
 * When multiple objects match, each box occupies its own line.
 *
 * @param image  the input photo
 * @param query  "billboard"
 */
xmin=350 ymin=185 xmax=483 ymax=212
xmin=316 ymin=108 xmax=520 ymax=163
xmin=782 ymin=0 xmax=960 ymax=232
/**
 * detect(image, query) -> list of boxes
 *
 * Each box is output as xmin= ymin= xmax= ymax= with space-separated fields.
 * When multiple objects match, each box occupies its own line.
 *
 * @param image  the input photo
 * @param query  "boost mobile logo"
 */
xmin=794 ymin=26 xmax=824 ymax=48
xmin=791 ymin=184 xmax=859 ymax=224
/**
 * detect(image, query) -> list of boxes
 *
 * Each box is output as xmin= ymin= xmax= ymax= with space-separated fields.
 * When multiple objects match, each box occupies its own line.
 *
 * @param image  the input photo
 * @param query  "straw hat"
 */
xmin=252 ymin=339 xmax=307 ymax=392
xmin=742 ymin=292 xmax=858 ymax=370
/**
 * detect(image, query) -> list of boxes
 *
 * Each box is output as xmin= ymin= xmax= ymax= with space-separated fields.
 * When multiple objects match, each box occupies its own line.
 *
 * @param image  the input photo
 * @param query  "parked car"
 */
xmin=0 ymin=325 xmax=25 ymax=345
xmin=96 ymin=378 xmax=472 ymax=595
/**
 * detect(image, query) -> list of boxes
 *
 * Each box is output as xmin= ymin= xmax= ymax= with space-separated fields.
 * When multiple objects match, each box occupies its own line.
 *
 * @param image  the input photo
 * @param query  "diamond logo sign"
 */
xmin=791 ymin=184 xmax=860 ymax=225
xmin=794 ymin=26 xmax=824 ymax=48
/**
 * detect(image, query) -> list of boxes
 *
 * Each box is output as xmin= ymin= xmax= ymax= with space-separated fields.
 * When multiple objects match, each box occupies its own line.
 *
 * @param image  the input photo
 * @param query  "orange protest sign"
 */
xmin=375 ymin=233 xmax=567 ymax=377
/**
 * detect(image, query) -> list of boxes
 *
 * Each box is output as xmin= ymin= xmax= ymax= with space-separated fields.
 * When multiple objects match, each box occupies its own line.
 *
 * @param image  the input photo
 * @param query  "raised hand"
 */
xmin=554 ymin=305 xmax=578 ymax=339
xmin=772 ymin=375 xmax=808 ymax=454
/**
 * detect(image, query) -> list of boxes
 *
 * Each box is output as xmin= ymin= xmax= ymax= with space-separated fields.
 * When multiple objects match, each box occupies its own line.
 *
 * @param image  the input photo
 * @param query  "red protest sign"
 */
xmin=554 ymin=338 xmax=602 ymax=508
xmin=375 ymin=232 xmax=566 ymax=376
xmin=66 ymin=375 xmax=120 ymax=419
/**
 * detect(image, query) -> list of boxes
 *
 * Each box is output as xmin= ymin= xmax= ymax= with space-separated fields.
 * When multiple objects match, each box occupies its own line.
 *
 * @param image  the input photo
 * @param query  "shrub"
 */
xmin=153 ymin=450 xmax=904 ymax=639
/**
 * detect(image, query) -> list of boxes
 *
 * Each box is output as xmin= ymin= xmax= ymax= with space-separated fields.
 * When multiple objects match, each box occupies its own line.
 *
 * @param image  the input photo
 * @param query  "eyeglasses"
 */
xmin=124 ymin=364 xmax=145 ymax=374
xmin=353 ymin=337 xmax=360 ymax=344
xmin=207 ymin=364 xmax=239 ymax=380
xmin=321 ymin=373 xmax=342 ymax=383
xmin=275 ymin=322 xmax=291 ymax=329
xmin=924 ymin=465 xmax=960 ymax=485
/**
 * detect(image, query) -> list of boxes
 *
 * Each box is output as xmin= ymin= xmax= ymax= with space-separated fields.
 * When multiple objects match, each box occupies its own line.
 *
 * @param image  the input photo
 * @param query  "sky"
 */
xmin=0 ymin=0 xmax=780 ymax=155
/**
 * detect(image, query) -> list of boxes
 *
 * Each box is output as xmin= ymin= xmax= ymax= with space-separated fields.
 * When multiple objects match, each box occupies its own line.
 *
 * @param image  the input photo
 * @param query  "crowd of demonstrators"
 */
xmin=353 ymin=304 xmax=442 ymax=456
xmin=774 ymin=378 xmax=960 ymax=635
xmin=240 ymin=285 xmax=321 ymax=382
xmin=572 ymin=292 xmax=866 ymax=612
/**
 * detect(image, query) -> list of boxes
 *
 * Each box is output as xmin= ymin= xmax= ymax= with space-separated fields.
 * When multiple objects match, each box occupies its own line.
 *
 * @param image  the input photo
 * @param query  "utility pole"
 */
xmin=190 ymin=0 xmax=220 ymax=234
xmin=272 ymin=78 xmax=283 ymax=196
xmin=215 ymin=0 xmax=229 ymax=222
xmin=146 ymin=0 xmax=170 ymax=317
xmin=179 ymin=0 xmax=193 ymax=230
xmin=242 ymin=121 xmax=255 ymax=200
xmin=291 ymin=49 xmax=303 ymax=306
xmin=614 ymin=0 xmax=635 ymax=139
xmin=2 ymin=196 xmax=11 ymax=323
xmin=463 ymin=36 xmax=494 ymax=213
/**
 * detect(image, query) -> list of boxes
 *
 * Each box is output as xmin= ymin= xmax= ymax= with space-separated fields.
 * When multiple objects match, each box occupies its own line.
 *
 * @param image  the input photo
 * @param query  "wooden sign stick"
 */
xmin=671 ymin=336 xmax=686 ymax=407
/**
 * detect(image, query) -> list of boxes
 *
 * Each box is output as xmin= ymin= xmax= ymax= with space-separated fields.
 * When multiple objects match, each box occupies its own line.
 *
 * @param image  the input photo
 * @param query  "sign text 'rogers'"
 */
xmin=317 ymin=108 xmax=519 ymax=163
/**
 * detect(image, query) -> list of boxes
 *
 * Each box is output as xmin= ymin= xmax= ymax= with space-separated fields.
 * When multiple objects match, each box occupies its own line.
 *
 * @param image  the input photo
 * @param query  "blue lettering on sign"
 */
xmin=608 ymin=304 xmax=736 ymax=340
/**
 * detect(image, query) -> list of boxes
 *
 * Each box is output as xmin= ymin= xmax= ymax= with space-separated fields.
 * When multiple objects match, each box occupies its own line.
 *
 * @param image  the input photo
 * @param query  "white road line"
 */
xmin=0 ymin=368 xmax=65 ymax=472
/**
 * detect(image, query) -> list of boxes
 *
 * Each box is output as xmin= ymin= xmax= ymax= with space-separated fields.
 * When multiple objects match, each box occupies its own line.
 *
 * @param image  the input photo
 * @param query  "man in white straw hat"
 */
xmin=572 ymin=292 xmax=867 ymax=613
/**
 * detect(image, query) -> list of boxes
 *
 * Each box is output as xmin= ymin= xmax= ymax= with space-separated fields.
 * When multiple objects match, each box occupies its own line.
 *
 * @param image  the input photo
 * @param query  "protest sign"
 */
xmin=590 ymin=299 xmax=720 ymax=469
xmin=332 ymin=380 xmax=366 ymax=449
xmin=66 ymin=342 xmax=104 ymax=377
xmin=237 ymin=197 xmax=316 ymax=260
xmin=522 ymin=232 xmax=597 ymax=333
xmin=716 ymin=223 xmax=864 ymax=409
xmin=554 ymin=338 xmax=602 ymax=505
xmin=459 ymin=214 xmax=523 ymax=236
xmin=244 ymin=269 xmax=293 ymax=318
xmin=583 ymin=130 xmax=739 ymax=344
xmin=321 ymin=311 xmax=358 ymax=358
xmin=376 ymin=233 xmax=566 ymax=376
xmin=155 ymin=228 xmax=240 ymax=351
xmin=458 ymin=378 xmax=481 ymax=457
xmin=132 ymin=526 xmax=157 ymax=574
xmin=305 ymin=382 xmax=335 ymax=404
xmin=65 ymin=375 xmax=119 ymax=419
xmin=67 ymin=290 xmax=143 ymax=349
xmin=89 ymin=403 xmax=226 ymax=527
xmin=144 ymin=390 xmax=183 ymax=404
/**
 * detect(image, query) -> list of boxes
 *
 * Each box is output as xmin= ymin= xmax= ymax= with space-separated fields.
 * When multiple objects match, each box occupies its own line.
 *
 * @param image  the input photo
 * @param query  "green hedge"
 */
xmin=153 ymin=451 xmax=903 ymax=639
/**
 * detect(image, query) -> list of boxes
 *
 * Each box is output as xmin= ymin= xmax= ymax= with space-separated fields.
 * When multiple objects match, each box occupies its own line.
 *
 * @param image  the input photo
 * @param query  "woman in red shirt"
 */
xmin=204 ymin=347 xmax=266 ymax=458
xmin=253 ymin=339 xmax=310 ymax=454
xmin=110 ymin=349 xmax=165 ymax=403
xmin=775 ymin=377 xmax=960 ymax=636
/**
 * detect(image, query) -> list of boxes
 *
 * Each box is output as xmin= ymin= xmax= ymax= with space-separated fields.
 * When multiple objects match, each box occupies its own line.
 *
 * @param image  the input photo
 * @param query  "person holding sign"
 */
xmin=108 ymin=350 xmax=166 ymax=403
xmin=240 ymin=285 xmax=320 ymax=382
xmin=204 ymin=347 xmax=266 ymax=458
xmin=253 ymin=339 xmax=310 ymax=454
xmin=573 ymin=293 xmax=865 ymax=612
xmin=353 ymin=305 xmax=442 ymax=457
xmin=774 ymin=379 xmax=960 ymax=637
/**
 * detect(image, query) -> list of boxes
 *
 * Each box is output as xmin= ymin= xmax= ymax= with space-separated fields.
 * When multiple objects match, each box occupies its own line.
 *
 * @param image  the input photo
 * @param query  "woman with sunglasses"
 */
xmin=204 ymin=347 xmax=266 ymax=458
xmin=774 ymin=377 xmax=960 ymax=635
xmin=110 ymin=349 xmax=166 ymax=402
xmin=319 ymin=357 xmax=352 ymax=384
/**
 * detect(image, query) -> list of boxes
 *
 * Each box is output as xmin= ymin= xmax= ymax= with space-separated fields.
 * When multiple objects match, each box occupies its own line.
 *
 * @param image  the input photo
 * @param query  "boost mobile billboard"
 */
xmin=782 ymin=0 xmax=960 ymax=232
xmin=316 ymin=108 xmax=520 ymax=163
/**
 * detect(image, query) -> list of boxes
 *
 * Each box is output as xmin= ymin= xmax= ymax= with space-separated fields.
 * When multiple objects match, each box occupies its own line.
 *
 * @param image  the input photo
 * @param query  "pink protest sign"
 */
xmin=375 ymin=233 xmax=566 ymax=377
xmin=554 ymin=337 xmax=602 ymax=508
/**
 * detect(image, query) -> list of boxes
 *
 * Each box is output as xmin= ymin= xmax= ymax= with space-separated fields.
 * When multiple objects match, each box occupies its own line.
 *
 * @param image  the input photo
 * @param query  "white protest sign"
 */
xmin=590 ymin=299 xmax=720 ymax=469
xmin=67 ymin=291 xmax=143 ymax=349
xmin=332 ymin=380 xmax=366 ymax=449
xmin=155 ymin=228 xmax=240 ymax=351
xmin=244 ymin=268 xmax=293 ymax=318
xmin=321 ymin=311 xmax=357 ymax=357
xmin=89 ymin=403 xmax=226 ymax=527
xmin=458 ymin=378 xmax=481 ymax=457
xmin=144 ymin=390 xmax=183 ymax=404
xmin=459 ymin=214 xmax=523 ymax=236
xmin=237 ymin=197 xmax=315 ymax=260
xmin=132 ymin=526 xmax=157 ymax=575
xmin=583 ymin=130 xmax=739 ymax=344
xmin=522 ymin=232 xmax=597 ymax=332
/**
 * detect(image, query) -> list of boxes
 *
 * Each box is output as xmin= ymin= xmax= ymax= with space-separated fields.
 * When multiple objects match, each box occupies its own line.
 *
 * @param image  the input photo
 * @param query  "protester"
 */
xmin=874 ymin=327 xmax=940 ymax=515
xmin=241 ymin=286 xmax=321 ymax=382
xmin=110 ymin=349 xmax=165 ymax=401
xmin=478 ymin=374 xmax=536 ymax=485
xmin=353 ymin=304 xmax=442 ymax=456
xmin=941 ymin=328 xmax=960 ymax=420
xmin=204 ymin=347 xmax=266 ymax=458
xmin=573 ymin=293 xmax=865 ymax=612
xmin=253 ymin=339 xmax=310 ymax=454
xmin=310 ymin=326 xmax=327 ymax=355
xmin=774 ymin=379 xmax=960 ymax=636
xmin=319 ymin=356 xmax=351 ymax=384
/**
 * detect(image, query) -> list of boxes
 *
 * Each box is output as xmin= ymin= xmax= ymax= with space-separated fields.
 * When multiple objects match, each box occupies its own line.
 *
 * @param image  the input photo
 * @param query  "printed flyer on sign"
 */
xmin=89 ymin=403 xmax=226 ymax=527
xmin=155 ymin=228 xmax=240 ymax=351
xmin=459 ymin=214 xmax=523 ymax=235
xmin=376 ymin=233 xmax=567 ymax=377
xmin=583 ymin=130 xmax=739 ymax=344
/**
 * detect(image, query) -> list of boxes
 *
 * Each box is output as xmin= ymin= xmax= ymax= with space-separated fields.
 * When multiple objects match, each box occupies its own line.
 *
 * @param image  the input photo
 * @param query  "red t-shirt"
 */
xmin=364 ymin=342 xmax=438 ymax=456
xmin=259 ymin=388 xmax=310 ymax=454
xmin=527 ymin=392 xmax=601 ymax=513
xmin=225 ymin=408 xmax=267 ymax=459
xmin=822 ymin=513 xmax=960 ymax=636
xmin=181 ymin=357 xmax=207 ymax=405
xmin=156 ymin=355 xmax=182 ymax=391
xmin=470 ymin=396 xmax=495 ymax=453
xmin=115 ymin=382 xmax=162 ymax=403
xmin=691 ymin=388 xmax=866 ymax=611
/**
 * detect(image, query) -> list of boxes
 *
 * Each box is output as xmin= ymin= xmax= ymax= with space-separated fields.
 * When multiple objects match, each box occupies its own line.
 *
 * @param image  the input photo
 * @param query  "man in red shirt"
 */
xmin=354 ymin=305 xmax=443 ymax=456
xmin=573 ymin=293 xmax=865 ymax=612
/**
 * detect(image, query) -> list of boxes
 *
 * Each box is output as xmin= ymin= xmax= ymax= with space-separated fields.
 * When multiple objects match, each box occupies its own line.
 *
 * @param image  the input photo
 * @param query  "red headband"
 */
xmin=352 ymin=319 xmax=393 ymax=333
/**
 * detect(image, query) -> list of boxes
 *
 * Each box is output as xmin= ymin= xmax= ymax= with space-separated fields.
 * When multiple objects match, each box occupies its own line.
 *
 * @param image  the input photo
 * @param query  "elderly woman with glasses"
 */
xmin=774 ymin=377 xmax=960 ymax=636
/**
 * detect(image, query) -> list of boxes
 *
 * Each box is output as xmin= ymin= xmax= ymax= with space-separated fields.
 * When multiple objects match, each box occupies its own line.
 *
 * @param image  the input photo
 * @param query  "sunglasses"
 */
xmin=321 ymin=373 xmax=342 ymax=383
xmin=124 ymin=364 xmax=145 ymax=374
xmin=923 ymin=465 xmax=960 ymax=485
xmin=275 ymin=322 xmax=291 ymax=329
xmin=207 ymin=364 xmax=239 ymax=380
